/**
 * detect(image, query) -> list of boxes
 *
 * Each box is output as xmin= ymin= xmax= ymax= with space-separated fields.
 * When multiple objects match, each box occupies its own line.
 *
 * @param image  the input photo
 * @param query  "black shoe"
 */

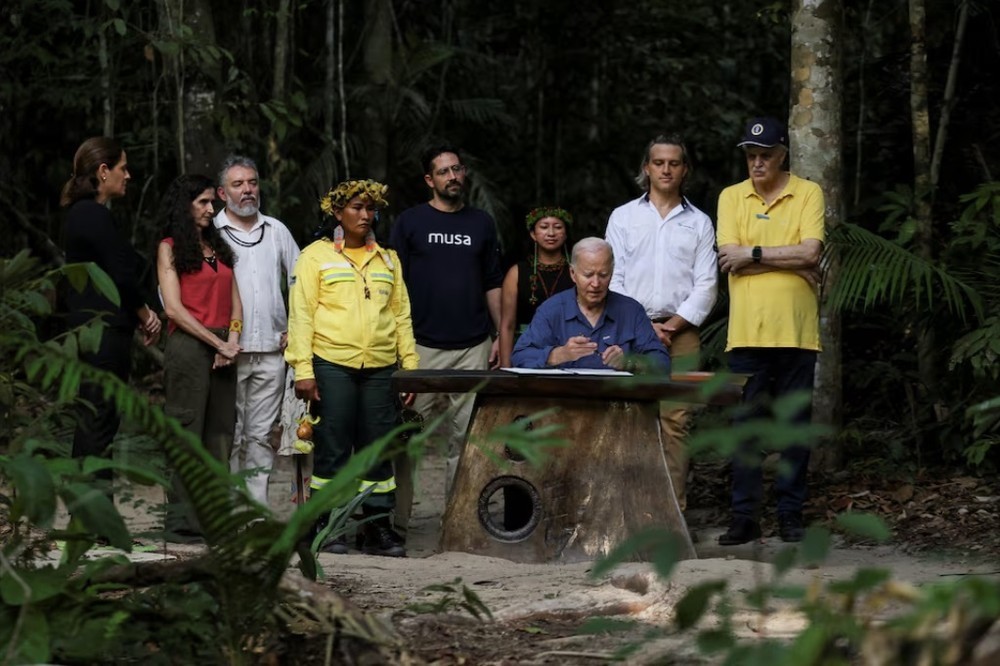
xmin=358 ymin=520 xmax=406 ymax=558
xmin=320 ymin=533 xmax=349 ymax=554
xmin=165 ymin=528 xmax=205 ymax=545
xmin=718 ymin=517 xmax=761 ymax=546
xmin=778 ymin=512 xmax=805 ymax=542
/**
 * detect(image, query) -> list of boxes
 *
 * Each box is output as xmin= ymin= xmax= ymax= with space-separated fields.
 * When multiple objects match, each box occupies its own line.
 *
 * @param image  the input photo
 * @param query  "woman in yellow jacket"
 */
xmin=285 ymin=180 xmax=418 ymax=557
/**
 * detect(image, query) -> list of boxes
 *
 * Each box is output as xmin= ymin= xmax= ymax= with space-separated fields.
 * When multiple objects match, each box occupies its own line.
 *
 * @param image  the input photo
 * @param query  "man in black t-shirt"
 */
xmin=389 ymin=145 xmax=503 ymax=535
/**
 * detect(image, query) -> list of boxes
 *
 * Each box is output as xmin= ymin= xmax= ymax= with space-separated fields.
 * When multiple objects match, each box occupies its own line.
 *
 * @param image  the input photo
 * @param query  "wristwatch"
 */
xmin=752 ymin=246 xmax=762 ymax=264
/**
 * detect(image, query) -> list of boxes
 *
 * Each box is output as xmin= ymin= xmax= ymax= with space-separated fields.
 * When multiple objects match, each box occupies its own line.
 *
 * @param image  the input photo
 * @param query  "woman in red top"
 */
xmin=156 ymin=174 xmax=243 ymax=539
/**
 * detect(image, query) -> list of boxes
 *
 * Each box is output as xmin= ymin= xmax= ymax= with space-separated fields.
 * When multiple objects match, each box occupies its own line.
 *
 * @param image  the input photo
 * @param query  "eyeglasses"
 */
xmin=433 ymin=164 xmax=467 ymax=177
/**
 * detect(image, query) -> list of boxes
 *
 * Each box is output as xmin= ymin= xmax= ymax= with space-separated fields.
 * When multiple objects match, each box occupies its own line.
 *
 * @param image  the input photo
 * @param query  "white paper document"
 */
xmin=501 ymin=367 xmax=633 ymax=377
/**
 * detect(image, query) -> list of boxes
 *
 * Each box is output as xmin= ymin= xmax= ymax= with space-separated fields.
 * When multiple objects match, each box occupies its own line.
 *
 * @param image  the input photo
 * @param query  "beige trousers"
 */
xmin=658 ymin=327 xmax=701 ymax=512
xmin=394 ymin=337 xmax=491 ymax=533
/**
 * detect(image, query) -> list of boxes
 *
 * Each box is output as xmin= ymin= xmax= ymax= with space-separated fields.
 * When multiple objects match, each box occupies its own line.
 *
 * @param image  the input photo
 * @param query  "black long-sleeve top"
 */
xmin=64 ymin=199 xmax=145 ymax=329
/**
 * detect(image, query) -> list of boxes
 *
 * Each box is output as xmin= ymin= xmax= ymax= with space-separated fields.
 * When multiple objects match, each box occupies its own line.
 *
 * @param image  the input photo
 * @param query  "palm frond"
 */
xmin=396 ymin=41 xmax=454 ymax=81
xmin=825 ymin=223 xmax=983 ymax=322
xmin=442 ymin=98 xmax=513 ymax=130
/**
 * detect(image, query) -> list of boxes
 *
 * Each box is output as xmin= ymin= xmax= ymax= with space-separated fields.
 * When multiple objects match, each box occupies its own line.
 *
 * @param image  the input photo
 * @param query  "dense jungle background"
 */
xmin=4 ymin=0 xmax=1000 ymax=470
xmin=3 ymin=0 xmax=1000 ymax=663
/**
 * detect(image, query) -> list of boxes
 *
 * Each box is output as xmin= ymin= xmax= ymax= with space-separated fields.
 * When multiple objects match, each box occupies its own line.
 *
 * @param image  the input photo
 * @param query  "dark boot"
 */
xmin=358 ymin=517 xmax=406 ymax=558
xmin=303 ymin=510 xmax=349 ymax=554
xmin=320 ymin=533 xmax=349 ymax=554
xmin=778 ymin=512 xmax=805 ymax=542
xmin=718 ymin=516 xmax=761 ymax=546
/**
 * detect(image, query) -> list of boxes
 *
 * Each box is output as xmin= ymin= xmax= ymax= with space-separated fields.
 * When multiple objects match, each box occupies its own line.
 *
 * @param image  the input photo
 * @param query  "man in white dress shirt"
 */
xmin=215 ymin=155 xmax=300 ymax=505
xmin=605 ymin=134 xmax=718 ymax=511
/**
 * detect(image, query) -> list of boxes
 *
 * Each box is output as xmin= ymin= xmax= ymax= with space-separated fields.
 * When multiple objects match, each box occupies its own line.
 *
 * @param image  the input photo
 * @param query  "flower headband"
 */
xmin=525 ymin=206 xmax=573 ymax=230
xmin=319 ymin=179 xmax=389 ymax=217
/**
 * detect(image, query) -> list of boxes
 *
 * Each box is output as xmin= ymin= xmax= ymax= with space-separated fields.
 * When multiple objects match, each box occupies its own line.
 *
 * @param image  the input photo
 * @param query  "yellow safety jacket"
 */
xmin=285 ymin=239 xmax=419 ymax=381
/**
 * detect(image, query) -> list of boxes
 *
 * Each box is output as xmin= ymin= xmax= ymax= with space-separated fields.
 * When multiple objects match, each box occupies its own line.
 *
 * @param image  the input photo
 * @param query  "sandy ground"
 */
xmin=116 ymin=452 xmax=999 ymax=649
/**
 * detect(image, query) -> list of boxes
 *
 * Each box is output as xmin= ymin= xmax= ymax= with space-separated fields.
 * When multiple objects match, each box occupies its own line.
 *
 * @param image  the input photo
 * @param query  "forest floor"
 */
xmin=254 ymin=453 xmax=1000 ymax=663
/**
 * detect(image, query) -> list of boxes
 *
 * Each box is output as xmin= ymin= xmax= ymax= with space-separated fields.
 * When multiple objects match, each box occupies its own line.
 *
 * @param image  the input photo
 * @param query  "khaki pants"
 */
xmin=658 ymin=327 xmax=701 ymax=512
xmin=232 ymin=351 xmax=285 ymax=506
xmin=394 ymin=337 xmax=491 ymax=533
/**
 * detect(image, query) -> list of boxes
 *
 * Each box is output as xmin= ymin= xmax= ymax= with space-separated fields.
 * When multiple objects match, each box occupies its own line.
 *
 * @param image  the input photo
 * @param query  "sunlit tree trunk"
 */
xmin=790 ymin=0 xmax=844 ymax=468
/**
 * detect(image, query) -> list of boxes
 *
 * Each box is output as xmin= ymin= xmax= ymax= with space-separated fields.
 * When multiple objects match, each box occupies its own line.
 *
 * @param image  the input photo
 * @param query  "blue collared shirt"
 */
xmin=511 ymin=288 xmax=671 ymax=371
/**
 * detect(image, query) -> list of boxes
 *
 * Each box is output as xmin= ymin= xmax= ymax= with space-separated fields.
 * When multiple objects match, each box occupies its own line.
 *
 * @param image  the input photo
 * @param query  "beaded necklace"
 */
xmin=528 ymin=258 xmax=567 ymax=305
xmin=222 ymin=224 xmax=266 ymax=248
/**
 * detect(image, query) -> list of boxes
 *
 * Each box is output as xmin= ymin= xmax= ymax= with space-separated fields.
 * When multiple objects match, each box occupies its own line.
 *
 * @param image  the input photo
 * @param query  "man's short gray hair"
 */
xmin=571 ymin=237 xmax=614 ymax=267
xmin=218 ymin=154 xmax=258 ymax=186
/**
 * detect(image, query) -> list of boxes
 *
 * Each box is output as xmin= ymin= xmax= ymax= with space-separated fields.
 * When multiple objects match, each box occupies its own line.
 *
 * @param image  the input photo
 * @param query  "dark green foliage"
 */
xmin=405 ymin=577 xmax=494 ymax=621
xmin=0 ymin=251 xmax=408 ymax=662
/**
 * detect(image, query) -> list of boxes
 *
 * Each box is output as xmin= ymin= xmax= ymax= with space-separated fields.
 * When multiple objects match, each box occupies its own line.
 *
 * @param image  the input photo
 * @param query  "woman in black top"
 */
xmin=62 ymin=137 xmax=161 ymax=484
xmin=498 ymin=207 xmax=574 ymax=368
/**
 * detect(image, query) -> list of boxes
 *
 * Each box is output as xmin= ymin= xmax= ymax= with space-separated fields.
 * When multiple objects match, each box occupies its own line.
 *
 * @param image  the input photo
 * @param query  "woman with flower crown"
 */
xmin=498 ymin=207 xmax=575 ymax=368
xmin=285 ymin=179 xmax=418 ymax=557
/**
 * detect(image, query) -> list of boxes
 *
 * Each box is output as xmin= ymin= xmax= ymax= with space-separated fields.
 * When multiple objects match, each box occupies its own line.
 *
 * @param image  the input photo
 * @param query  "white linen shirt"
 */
xmin=215 ymin=209 xmax=300 ymax=352
xmin=605 ymin=194 xmax=718 ymax=326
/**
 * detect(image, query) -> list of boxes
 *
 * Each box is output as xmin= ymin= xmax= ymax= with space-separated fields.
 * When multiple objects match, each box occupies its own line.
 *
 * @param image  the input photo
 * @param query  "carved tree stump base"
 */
xmin=439 ymin=396 xmax=696 ymax=563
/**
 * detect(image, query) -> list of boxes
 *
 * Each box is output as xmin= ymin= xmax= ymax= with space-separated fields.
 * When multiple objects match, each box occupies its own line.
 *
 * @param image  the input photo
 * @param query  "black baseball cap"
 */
xmin=737 ymin=117 xmax=788 ymax=149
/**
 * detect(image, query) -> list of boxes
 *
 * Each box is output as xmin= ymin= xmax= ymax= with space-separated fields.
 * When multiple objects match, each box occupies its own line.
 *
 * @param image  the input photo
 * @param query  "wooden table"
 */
xmin=392 ymin=369 xmax=743 ymax=564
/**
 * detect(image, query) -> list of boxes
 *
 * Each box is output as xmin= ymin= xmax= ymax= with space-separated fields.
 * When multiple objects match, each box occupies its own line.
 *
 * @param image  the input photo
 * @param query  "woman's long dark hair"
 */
xmin=159 ymin=174 xmax=235 ymax=275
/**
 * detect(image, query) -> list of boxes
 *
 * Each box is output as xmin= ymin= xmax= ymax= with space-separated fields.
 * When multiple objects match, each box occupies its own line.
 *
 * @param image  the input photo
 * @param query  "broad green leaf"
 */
xmin=63 ymin=263 xmax=90 ymax=293
xmin=696 ymin=628 xmax=735 ymax=653
xmin=75 ymin=321 xmax=105 ymax=355
xmin=771 ymin=545 xmax=798 ymax=577
xmin=785 ymin=624 xmax=827 ymax=663
xmin=3 ymin=454 xmax=56 ymax=525
xmin=11 ymin=607 xmax=51 ymax=664
xmin=829 ymin=568 xmax=891 ymax=595
xmin=104 ymin=0 xmax=121 ymax=10
xmin=112 ymin=18 xmax=126 ymax=36
xmin=85 ymin=263 xmax=120 ymax=306
xmin=0 ymin=566 xmax=68 ymax=605
xmin=836 ymin=512 xmax=890 ymax=542
xmin=799 ymin=526 xmax=831 ymax=565
xmin=60 ymin=483 xmax=131 ymax=550
xmin=674 ymin=580 xmax=727 ymax=629
xmin=24 ymin=290 xmax=50 ymax=315
xmin=577 ymin=617 xmax=636 ymax=634
xmin=591 ymin=528 xmax=682 ymax=579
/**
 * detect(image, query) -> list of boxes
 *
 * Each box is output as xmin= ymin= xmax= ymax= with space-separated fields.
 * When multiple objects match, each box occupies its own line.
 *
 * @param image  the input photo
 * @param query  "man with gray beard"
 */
xmin=214 ymin=155 xmax=299 ymax=506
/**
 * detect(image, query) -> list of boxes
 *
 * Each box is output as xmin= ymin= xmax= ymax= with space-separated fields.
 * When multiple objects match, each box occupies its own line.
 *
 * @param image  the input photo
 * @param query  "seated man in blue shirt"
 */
xmin=511 ymin=237 xmax=671 ymax=372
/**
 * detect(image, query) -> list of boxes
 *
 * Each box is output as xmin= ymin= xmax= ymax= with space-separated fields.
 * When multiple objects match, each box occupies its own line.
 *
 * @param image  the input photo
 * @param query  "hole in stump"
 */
xmin=477 ymin=476 xmax=541 ymax=543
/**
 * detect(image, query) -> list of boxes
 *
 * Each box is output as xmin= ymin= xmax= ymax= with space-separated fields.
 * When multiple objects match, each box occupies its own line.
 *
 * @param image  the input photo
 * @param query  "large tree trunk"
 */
xmin=789 ymin=0 xmax=844 ymax=468
xmin=361 ymin=0 xmax=393 ymax=182
xmin=268 ymin=0 xmax=292 ymax=205
xmin=98 ymin=12 xmax=113 ymax=137
xmin=908 ymin=0 xmax=937 ymax=409
xmin=154 ymin=0 xmax=223 ymax=176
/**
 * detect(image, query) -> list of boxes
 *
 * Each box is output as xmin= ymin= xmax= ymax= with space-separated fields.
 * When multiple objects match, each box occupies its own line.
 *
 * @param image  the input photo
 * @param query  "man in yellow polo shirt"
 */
xmin=716 ymin=116 xmax=824 ymax=545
